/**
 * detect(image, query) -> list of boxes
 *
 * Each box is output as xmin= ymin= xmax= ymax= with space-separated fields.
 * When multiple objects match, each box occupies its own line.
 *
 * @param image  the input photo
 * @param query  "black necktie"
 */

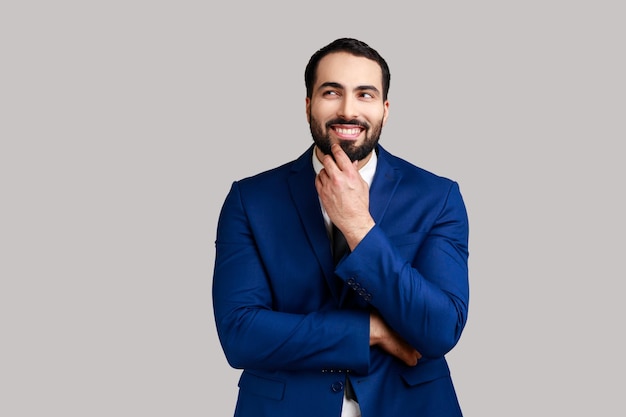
xmin=332 ymin=224 xmax=349 ymax=264
xmin=332 ymin=225 xmax=359 ymax=402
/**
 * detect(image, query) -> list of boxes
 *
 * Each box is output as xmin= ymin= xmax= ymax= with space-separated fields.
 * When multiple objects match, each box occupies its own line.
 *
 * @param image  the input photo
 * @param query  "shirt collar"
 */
xmin=312 ymin=146 xmax=377 ymax=187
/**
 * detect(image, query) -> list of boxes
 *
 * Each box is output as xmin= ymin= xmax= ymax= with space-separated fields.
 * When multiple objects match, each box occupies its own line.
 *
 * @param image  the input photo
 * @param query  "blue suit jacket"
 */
xmin=213 ymin=145 xmax=469 ymax=417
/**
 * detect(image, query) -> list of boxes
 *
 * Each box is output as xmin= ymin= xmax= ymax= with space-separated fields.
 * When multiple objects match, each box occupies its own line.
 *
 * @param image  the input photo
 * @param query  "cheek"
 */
xmin=366 ymin=109 xmax=386 ymax=125
xmin=311 ymin=101 xmax=338 ymax=119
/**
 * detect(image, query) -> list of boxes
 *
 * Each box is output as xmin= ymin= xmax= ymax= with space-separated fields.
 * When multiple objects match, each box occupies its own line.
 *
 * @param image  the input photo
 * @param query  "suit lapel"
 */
xmin=288 ymin=147 xmax=343 ymax=302
xmin=368 ymin=146 xmax=403 ymax=224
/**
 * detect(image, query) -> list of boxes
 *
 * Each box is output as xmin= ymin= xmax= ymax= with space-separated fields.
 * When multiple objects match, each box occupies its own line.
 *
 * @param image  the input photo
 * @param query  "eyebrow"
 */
xmin=318 ymin=81 xmax=381 ymax=95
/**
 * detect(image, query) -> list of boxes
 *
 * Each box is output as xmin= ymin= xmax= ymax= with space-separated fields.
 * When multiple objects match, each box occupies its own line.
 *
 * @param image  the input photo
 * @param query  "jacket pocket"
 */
xmin=238 ymin=370 xmax=285 ymax=400
xmin=400 ymin=358 xmax=451 ymax=387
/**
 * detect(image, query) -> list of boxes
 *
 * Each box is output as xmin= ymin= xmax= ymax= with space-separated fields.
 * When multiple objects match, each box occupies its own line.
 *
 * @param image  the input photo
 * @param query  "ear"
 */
xmin=305 ymin=97 xmax=311 ymax=123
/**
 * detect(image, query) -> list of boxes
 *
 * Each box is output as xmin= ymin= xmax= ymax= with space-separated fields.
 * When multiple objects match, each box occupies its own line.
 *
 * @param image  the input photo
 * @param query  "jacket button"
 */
xmin=331 ymin=381 xmax=344 ymax=393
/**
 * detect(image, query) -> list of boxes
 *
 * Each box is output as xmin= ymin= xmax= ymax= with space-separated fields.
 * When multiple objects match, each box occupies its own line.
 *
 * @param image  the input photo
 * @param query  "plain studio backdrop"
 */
xmin=1 ymin=1 xmax=624 ymax=416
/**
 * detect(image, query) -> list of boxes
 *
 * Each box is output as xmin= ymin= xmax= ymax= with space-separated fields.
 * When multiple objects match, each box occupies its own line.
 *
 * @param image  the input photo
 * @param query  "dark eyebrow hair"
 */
xmin=317 ymin=81 xmax=344 ymax=91
xmin=317 ymin=82 xmax=381 ymax=95
xmin=356 ymin=85 xmax=381 ymax=95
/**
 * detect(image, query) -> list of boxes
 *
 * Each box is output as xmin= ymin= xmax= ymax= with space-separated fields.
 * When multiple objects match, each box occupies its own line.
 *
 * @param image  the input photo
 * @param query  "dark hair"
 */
xmin=304 ymin=38 xmax=391 ymax=101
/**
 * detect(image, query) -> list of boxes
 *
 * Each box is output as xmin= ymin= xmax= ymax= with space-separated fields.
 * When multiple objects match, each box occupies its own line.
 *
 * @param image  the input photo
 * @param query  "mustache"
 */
xmin=325 ymin=118 xmax=370 ymax=129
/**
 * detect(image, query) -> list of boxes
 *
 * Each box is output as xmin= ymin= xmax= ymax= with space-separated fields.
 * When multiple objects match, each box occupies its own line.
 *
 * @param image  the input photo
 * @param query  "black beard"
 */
xmin=309 ymin=115 xmax=383 ymax=162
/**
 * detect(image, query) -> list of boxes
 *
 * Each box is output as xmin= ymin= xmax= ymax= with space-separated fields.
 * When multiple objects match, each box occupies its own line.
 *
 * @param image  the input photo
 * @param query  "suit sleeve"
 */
xmin=212 ymin=181 xmax=371 ymax=372
xmin=336 ymin=181 xmax=470 ymax=359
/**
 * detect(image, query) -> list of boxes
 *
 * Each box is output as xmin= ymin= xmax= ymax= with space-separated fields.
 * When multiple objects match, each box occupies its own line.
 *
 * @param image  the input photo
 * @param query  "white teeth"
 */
xmin=335 ymin=128 xmax=360 ymax=135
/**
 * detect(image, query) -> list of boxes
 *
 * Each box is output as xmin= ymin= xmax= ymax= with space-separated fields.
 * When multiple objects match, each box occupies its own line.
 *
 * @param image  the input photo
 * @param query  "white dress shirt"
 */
xmin=312 ymin=147 xmax=377 ymax=417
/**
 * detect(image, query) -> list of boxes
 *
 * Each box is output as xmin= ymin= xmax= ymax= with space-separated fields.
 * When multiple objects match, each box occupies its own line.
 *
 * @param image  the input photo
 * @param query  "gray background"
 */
xmin=2 ymin=1 xmax=624 ymax=416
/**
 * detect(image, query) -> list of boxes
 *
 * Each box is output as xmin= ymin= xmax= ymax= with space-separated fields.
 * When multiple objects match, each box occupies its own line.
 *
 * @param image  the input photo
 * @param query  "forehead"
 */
xmin=315 ymin=52 xmax=383 ymax=90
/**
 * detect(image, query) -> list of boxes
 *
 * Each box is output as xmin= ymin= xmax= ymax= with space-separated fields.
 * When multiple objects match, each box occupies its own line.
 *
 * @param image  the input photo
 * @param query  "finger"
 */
xmin=393 ymin=338 xmax=420 ymax=367
xmin=392 ymin=344 xmax=416 ymax=367
xmin=401 ymin=346 xmax=420 ymax=367
xmin=331 ymin=143 xmax=355 ymax=172
xmin=314 ymin=169 xmax=325 ymax=191
xmin=320 ymin=153 xmax=340 ymax=176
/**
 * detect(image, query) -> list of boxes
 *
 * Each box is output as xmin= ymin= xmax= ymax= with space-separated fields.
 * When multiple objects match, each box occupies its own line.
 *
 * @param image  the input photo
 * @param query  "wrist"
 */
xmin=346 ymin=219 xmax=375 ymax=250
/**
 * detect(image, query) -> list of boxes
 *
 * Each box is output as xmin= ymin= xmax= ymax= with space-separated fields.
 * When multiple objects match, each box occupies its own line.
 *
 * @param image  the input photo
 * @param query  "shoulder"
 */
xmin=238 ymin=160 xmax=294 ymax=186
xmin=232 ymin=146 xmax=313 ymax=194
xmin=378 ymin=145 xmax=458 ymax=190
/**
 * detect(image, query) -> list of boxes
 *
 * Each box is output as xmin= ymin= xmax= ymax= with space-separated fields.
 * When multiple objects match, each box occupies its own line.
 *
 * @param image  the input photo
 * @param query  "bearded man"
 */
xmin=213 ymin=37 xmax=470 ymax=417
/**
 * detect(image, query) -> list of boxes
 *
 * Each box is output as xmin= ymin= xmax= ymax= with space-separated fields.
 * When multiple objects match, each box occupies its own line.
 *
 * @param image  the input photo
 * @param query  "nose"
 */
xmin=338 ymin=95 xmax=358 ymax=120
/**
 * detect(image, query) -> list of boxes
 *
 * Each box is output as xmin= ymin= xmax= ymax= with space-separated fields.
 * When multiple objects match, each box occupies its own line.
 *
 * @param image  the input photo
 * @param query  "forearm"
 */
xmin=213 ymin=299 xmax=370 ymax=372
xmin=337 ymin=225 xmax=469 ymax=358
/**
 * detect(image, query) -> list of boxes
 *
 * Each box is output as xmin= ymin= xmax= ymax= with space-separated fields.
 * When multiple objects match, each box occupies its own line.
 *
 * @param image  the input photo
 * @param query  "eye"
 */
xmin=361 ymin=92 xmax=373 ymax=99
xmin=323 ymin=90 xmax=339 ymax=96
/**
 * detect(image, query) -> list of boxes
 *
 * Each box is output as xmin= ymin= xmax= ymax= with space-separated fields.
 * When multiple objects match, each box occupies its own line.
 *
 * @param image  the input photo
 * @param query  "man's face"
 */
xmin=306 ymin=52 xmax=389 ymax=164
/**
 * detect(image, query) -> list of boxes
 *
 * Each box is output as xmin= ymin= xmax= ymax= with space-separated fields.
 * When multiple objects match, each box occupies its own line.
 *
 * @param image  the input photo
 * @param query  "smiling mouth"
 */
xmin=331 ymin=125 xmax=364 ymax=139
